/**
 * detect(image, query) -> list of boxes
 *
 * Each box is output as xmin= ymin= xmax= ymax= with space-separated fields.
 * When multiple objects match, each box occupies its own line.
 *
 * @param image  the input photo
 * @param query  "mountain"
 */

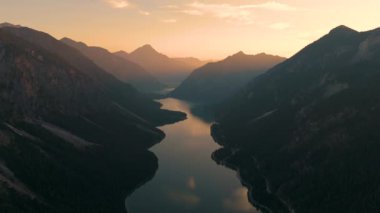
xmin=115 ymin=50 xmax=129 ymax=58
xmin=0 ymin=22 xmax=21 ymax=28
xmin=171 ymin=52 xmax=286 ymax=103
xmin=0 ymin=25 xmax=185 ymax=213
xmin=61 ymin=38 xmax=164 ymax=92
xmin=115 ymin=45 xmax=207 ymax=86
xmin=172 ymin=57 xmax=209 ymax=68
xmin=211 ymin=25 xmax=380 ymax=212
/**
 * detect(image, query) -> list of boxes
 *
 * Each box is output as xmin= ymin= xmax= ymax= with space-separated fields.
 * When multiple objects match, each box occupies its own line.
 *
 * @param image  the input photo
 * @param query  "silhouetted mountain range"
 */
xmin=212 ymin=25 xmax=380 ymax=212
xmin=171 ymin=51 xmax=285 ymax=103
xmin=0 ymin=24 xmax=185 ymax=213
xmin=115 ymin=44 xmax=207 ymax=86
xmin=173 ymin=57 xmax=208 ymax=68
xmin=0 ymin=22 xmax=21 ymax=28
xmin=61 ymin=38 xmax=164 ymax=92
xmin=4 ymin=20 xmax=380 ymax=213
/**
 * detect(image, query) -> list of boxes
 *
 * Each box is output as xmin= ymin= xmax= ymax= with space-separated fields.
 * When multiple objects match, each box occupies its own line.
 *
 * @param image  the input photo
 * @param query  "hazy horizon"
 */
xmin=1 ymin=0 xmax=380 ymax=60
xmin=2 ymin=1 xmax=380 ymax=213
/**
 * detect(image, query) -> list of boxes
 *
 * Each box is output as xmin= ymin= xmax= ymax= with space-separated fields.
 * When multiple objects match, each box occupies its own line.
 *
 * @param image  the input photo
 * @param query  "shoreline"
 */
xmin=210 ymin=123 xmax=293 ymax=213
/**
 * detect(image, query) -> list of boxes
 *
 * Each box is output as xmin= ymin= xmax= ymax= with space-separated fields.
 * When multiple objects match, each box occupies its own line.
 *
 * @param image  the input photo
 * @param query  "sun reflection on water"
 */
xmin=126 ymin=98 xmax=258 ymax=213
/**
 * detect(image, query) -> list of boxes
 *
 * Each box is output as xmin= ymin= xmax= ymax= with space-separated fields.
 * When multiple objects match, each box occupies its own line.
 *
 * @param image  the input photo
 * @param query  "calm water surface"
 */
xmin=126 ymin=98 xmax=258 ymax=213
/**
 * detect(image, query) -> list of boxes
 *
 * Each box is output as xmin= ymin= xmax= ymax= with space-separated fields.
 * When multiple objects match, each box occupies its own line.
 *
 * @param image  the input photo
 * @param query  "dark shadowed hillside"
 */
xmin=115 ymin=45 xmax=207 ymax=86
xmin=0 ymin=26 xmax=186 ymax=213
xmin=171 ymin=52 xmax=286 ymax=103
xmin=212 ymin=25 xmax=380 ymax=213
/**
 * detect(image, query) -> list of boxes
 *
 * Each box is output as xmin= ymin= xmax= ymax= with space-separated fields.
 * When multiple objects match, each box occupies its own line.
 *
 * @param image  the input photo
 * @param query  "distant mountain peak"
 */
xmin=114 ymin=50 xmax=129 ymax=59
xmin=256 ymin=52 xmax=268 ymax=56
xmin=329 ymin=25 xmax=358 ymax=35
xmin=134 ymin=44 xmax=158 ymax=53
xmin=0 ymin=22 xmax=22 ymax=28
xmin=61 ymin=37 xmax=88 ymax=48
xmin=115 ymin=50 xmax=128 ymax=55
xmin=141 ymin=44 xmax=154 ymax=49
xmin=233 ymin=51 xmax=246 ymax=56
xmin=61 ymin=37 xmax=75 ymax=42
xmin=226 ymin=51 xmax=285 ymax=62
xmin=226 ymin=51 xmax=247 ymax=60
xmin=129 ymin=44 xmax=170 ymax=62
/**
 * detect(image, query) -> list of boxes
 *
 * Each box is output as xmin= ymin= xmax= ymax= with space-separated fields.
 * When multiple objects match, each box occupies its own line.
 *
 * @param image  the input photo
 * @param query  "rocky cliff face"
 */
xmin=0 ymin=27 xmax=185 ymax=213
xmin=212 ymin=26 xmax=380 ymax=212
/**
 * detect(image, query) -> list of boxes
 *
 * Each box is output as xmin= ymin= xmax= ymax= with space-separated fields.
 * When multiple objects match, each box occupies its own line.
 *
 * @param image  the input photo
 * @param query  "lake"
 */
xmin=126 ymin=98 xmax=259 ymax=213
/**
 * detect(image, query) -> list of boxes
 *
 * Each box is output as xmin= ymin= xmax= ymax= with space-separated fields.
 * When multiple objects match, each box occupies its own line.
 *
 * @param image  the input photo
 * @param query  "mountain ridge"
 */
xmin=0 ymin=25 xmax=186 ymax=213
xmin=171 ymin=51 xmax=286 ymax=103
xmin=211 ymin=25 xmax=380 ymax=212
xmin=61 ymin=37 xmax=165 ymax=92
xmin=116 ymin=44 xmax=208 ymax=86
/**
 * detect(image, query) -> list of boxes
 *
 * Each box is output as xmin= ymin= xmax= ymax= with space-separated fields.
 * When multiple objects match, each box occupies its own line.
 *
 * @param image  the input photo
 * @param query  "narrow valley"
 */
xmin=126 ymin=98 xmax=259 ymax=213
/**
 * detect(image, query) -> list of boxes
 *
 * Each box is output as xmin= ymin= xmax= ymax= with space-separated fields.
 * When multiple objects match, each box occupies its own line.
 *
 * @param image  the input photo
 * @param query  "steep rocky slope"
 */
xmin=212 ymin=26 xmax=380 ymax=212
xmin=0 ymin=27 xmax=185 ymax=213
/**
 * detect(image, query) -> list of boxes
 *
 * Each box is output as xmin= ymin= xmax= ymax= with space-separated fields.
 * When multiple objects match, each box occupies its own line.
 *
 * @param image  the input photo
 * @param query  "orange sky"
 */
xmin=1 ymin=0 xmax=380 ymax=60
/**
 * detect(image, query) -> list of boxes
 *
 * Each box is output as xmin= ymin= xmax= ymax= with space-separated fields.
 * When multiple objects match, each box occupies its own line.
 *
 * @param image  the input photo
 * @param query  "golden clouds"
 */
xmin=103 ymin=0 xmax=129 ymax=9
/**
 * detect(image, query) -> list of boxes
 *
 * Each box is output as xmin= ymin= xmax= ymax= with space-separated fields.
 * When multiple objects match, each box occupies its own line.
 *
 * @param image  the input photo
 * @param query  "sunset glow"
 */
xmin=1 ymin=0 xmax=380 ymax=59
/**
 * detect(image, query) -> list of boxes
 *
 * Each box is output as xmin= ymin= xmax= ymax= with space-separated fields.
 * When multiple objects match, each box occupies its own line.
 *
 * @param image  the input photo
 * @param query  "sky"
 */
xmin=1 ymin=0 xmax=380 ymax=60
